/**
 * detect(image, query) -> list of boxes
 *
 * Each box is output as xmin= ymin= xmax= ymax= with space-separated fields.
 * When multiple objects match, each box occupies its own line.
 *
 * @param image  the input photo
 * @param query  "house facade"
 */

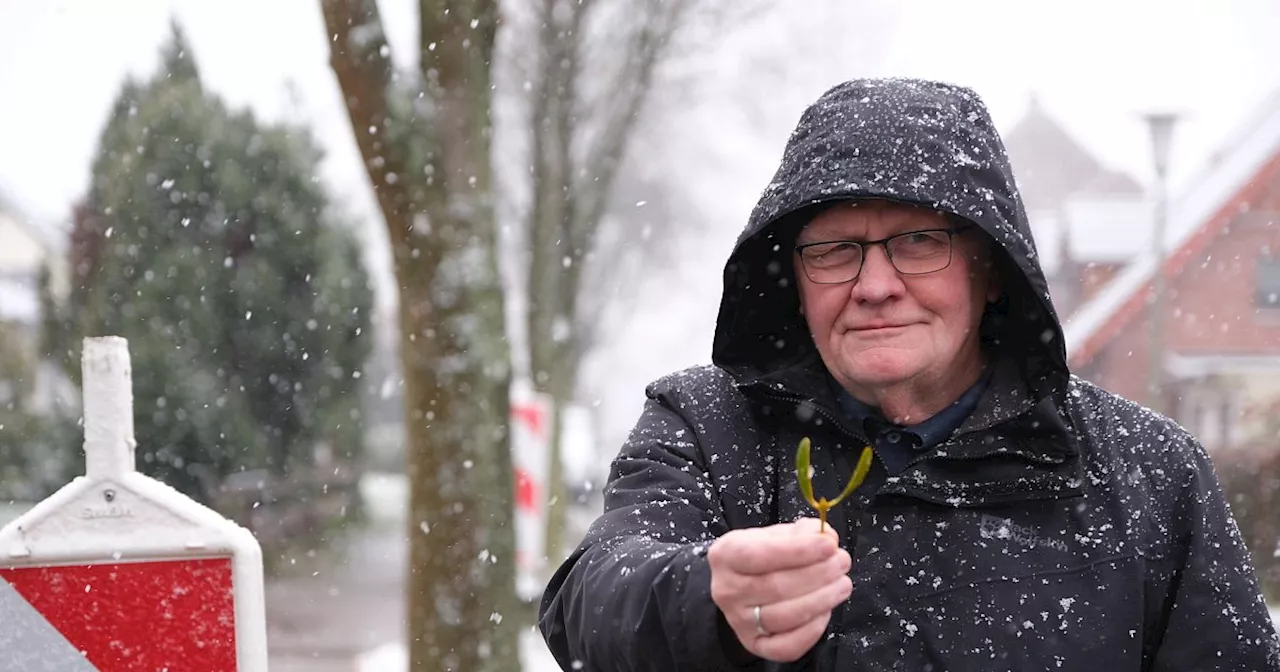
xmin=1002 ymin=96 xmax=1150 ymax=318
xmin=0 ymin=190 xmax=73 ymax=414
xmin=1063 ymin=89 xmax=1280 ymax=456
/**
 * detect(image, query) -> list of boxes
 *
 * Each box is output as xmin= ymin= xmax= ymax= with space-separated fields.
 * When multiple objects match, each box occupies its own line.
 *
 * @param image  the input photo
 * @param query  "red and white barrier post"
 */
xmin=0 ymin=336 xmax=268 ymax=671
xmin=509 ymin=379 xmax=553 ymax=602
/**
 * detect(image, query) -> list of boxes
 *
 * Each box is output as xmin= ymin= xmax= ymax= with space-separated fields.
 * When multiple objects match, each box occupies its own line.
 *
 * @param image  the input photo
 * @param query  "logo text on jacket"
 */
xmin=978 ymin=514 xmax=1069 ymax=552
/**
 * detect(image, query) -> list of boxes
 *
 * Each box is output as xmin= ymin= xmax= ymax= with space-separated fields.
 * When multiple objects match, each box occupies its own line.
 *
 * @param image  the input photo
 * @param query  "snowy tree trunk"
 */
xmin=321 ymin=1 xmax=520 ymax=670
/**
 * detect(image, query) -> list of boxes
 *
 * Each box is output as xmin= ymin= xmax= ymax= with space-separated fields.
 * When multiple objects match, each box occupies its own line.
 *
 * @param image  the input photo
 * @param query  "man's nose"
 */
xmin=850 ymin=244 xmax=905 ymax=303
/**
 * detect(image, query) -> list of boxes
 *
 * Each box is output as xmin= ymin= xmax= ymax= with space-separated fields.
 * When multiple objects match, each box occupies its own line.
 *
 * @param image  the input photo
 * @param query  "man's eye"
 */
xmin=803 ymin=242 xmax=854 ymax=256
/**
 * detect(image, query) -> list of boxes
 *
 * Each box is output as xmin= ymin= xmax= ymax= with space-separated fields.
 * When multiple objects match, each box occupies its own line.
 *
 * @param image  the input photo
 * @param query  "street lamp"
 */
xmin=1144 ymin=111 xmax=1179 ymax=415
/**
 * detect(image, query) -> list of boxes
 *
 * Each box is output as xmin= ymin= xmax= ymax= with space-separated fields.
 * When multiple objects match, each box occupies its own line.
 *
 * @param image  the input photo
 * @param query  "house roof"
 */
xmin=1064 ymin=88 xmax=1280 ymax=367
xmin=0 ymin=184 xmax=20 ymax=215
xmin=0 ymin=184 xmax=65 ymax=254
xmin=0 ymin=275 xmax=39 ymax=323
xmin=1061 ymin=197 xmax=1156 ymax=263
xmin=1004 ymin=95 xmax=1144 ymax=214
xmin=1029 ymin=195 xmax=1155 ymax=278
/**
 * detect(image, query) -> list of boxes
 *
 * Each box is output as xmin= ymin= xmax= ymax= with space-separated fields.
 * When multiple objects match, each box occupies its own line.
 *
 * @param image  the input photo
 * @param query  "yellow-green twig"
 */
xmin=795 ymin=438 xmax=873 ymax=534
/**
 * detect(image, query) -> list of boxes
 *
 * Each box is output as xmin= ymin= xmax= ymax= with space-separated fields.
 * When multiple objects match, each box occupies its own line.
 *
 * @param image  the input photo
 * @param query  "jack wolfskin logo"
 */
xmin=978 ymin=514 xmax=1068 ymax=552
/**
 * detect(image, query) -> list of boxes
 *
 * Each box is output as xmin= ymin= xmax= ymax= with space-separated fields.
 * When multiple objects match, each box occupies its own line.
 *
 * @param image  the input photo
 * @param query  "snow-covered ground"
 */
xmin=349 ymin=474 xmax=571 ymax=671
xmin=356 ymin=629 xmax=559 ymax=672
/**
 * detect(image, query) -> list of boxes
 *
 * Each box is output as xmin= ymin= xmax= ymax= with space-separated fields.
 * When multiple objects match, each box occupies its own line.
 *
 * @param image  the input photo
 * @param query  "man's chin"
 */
xmin=842 ymin=357 xmax=922 ymax=388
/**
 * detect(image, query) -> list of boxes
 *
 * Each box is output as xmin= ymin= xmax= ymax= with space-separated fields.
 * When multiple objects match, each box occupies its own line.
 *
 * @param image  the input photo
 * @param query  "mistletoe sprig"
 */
xmin=796 ymin=438 xmax=874 ymax=534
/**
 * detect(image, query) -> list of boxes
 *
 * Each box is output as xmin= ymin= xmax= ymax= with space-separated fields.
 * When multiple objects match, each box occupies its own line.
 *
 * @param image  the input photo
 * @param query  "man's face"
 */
xmin=794 ymin=200 xmax=999 ymax=401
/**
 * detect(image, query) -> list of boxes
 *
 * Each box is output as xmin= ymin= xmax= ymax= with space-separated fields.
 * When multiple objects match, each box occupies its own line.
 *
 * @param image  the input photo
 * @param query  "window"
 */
xmin=1255 ymin=255 xmax=1280 ymax=308
xmin=1174 ymin=381 xmax=1245 ymax=452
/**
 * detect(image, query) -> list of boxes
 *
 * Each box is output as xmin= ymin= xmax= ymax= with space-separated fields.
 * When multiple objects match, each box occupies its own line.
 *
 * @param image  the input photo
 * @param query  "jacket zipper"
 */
xmin=753 ymin=386 xmax=1073 ymax=502
xmin=754 ymin=386 xmax=1064 ymax=467
xmin=754 ymin=386 xmax=869 ymax=444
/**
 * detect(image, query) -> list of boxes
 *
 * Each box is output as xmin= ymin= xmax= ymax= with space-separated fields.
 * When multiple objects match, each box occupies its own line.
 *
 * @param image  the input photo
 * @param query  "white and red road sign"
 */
xmin=0 ymin=337 xmax=268 ymax=671
xmin=510 ymin=378 xmax=553 ymax=602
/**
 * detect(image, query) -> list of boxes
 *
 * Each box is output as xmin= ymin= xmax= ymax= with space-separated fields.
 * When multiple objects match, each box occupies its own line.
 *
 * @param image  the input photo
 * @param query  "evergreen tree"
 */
xmin=49 ymin=24 xmax=373 ymax=540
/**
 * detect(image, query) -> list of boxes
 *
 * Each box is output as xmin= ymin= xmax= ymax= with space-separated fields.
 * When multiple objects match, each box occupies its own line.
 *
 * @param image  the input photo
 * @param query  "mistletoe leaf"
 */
xmin=796 ymin=437 xmax=819 ymax=509
xmin=830 ymin=445 xmax=874 ymax=506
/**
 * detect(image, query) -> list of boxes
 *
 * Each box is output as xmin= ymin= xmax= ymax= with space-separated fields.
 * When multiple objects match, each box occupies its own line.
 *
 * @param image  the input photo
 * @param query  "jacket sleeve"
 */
xmin=537 ymin=386 xmax=765 ymax=672
xmin=1148 ymin=438 xmax=1280 ymax=671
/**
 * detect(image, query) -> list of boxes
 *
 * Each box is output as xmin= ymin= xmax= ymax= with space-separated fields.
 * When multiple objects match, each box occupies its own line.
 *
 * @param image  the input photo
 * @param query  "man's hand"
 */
xmin=707 ymin=518 xmax=853 ymax=662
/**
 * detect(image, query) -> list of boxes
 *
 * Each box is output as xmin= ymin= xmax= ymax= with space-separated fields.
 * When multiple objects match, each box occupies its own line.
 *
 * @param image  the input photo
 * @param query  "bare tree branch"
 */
xmin=319 ymin=0 xmax=414 ymax=250
xmin=570 ymin=0 xmax=690 ymax=252
xmin=514 ymin=0 xmax=722 ymax=563
xmin=573 ymin=170 xmax=686 ymax=356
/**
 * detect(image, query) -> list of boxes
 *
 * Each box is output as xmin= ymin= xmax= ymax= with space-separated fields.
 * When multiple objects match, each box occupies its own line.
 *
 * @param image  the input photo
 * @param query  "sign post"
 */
xmin=0 ymin=336 xmax=268 ymax=671
xmin=509 ymin=378 xmax=553 ymax=602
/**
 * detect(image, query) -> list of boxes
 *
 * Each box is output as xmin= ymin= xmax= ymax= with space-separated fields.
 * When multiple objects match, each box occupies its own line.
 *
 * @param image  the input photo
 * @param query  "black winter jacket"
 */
xmin=538 ymin=78 xmax=1280 ymax=671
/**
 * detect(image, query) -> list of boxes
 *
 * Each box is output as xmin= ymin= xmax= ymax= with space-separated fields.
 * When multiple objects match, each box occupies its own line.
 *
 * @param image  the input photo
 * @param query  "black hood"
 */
xmin=712 ymin=77 xmax=1067 ymax=400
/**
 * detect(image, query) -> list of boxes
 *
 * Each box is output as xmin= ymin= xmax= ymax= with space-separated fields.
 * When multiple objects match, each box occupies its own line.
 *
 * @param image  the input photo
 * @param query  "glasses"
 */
xmin=795 ymin=227 xmax=967 ymax=284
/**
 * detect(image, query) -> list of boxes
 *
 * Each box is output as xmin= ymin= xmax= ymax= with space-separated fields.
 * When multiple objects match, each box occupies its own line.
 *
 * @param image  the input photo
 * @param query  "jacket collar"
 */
xmin=734 ymin=354 xmax=1083 ymax=507
xmin=832 ymin=364 xmax=993 ymax=451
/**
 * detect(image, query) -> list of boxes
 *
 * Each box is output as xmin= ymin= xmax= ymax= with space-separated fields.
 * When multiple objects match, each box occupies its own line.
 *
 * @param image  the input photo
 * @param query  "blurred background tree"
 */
xmin=42 ymin=24 xmax=373 ymax=563
xmin=506 ymin=0 xmax=709 ymax=566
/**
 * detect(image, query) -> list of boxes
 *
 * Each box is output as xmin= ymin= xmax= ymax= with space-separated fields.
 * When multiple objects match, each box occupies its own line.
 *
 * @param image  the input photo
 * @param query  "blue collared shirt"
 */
xmin=831 ymin=368 xmax=992 ymax=475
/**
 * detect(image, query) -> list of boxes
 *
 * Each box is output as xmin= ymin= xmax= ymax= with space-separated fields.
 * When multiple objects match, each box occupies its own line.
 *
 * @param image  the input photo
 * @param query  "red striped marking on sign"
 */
xmin=0 ymin=557 xmax=238 ymax=671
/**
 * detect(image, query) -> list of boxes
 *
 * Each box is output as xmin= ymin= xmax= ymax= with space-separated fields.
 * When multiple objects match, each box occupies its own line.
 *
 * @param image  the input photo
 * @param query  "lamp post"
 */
xmin=1144 ymin=111 xmax=1179 ymax=415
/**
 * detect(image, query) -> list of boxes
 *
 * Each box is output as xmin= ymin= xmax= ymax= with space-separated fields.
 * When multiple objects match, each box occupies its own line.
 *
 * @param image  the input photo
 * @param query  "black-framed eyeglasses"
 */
xmin=794 ymin=227 xmax=968 ymax=284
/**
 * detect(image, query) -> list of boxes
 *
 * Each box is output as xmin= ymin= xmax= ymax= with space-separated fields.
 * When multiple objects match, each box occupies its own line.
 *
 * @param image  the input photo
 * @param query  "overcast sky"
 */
xmin=3 ymin=1 xmax=1277 ymax=220
xmin=2 ymin=0 xmax=1278 ymax=458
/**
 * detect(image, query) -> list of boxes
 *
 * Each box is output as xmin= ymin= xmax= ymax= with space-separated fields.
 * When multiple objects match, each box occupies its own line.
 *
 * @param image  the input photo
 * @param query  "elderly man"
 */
xmin=538 ymin=78 xmax=1280 ymax=671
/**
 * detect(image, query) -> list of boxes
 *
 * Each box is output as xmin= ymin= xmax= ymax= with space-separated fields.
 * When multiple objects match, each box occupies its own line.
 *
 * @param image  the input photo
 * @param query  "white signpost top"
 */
xmin=1 ymin=337 xmax=266 ymax=564
xmin=83 ymin=335 xmax=137 ymax=480
xmin=0 ymin=336 xmax=269 ymax=671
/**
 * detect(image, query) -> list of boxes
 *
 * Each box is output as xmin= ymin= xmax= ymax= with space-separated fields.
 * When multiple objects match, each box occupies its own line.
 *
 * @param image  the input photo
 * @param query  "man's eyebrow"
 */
xmin=800 ymin=230 xmax=858 ymax=241
xmin=797 ymin=231 xmax=841 ymax=244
